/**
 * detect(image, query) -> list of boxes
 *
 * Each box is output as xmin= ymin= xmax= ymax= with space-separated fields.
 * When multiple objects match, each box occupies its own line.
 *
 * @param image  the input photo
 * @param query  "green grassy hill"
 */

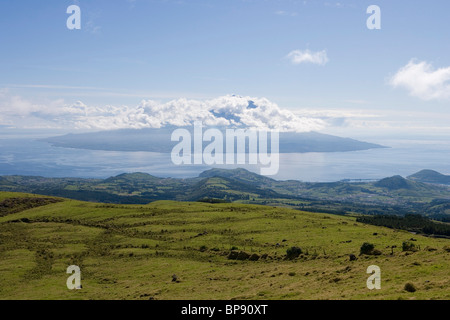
xmin=0 ymin=192 xmax=449 ymax=300
xmin=408 ymin=169 xmax=450 ymax=185
xmin=375 ymin=176 xmax=414 ymax=190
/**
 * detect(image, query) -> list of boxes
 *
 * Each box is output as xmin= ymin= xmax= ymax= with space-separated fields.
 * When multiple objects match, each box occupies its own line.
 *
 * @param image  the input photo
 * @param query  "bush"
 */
xmin=404 ymin=283 xmax=417 ymax=292
xmin=249 ymin=254 xmax=260 ymax=261
xmin=286 ymin=246 xmax=302 ymax=260
xmin=228 ymin=251 xmax=239 ymax=260
xmin=236 ymin=251 xmax=250 ymax=261
xmin=372 ymin=249 xmax=382 ymax=256
xmin=197 ymin=198 xmax=230 ymax=204
xmin=402 ymin=241 xmax=418 ymax=252
xmin=360 ymin=242 xmax=375 ymax=255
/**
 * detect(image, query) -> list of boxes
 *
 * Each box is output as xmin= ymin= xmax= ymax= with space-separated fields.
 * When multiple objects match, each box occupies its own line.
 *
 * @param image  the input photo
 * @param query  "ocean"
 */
xmin=0 ymin=137 xmax=449 ymax=182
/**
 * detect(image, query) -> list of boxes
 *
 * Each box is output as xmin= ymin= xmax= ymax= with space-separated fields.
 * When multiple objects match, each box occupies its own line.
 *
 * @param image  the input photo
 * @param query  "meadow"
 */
xmin=0 ymin=192 xmax=449 ymax=300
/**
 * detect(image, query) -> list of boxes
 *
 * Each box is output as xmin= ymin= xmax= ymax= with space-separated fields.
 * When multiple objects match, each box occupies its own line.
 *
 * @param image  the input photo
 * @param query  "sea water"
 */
xmin=0 ymin=137 xmax=449 ymax=182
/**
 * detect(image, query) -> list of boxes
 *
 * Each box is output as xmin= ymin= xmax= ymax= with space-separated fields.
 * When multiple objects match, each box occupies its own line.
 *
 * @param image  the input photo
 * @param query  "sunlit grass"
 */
xmin=0 ymin=192 xmax=449 ymax=300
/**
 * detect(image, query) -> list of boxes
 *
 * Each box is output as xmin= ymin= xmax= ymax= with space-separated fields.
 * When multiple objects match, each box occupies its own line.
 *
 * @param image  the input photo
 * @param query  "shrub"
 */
xmin=402 ymin=241 xmax=418 ymax=252
xmin=404 ymin=283 xmax=417 ymax=292
xmin=228 ymin=251 xmax=239 ymax=260
xmin=249 ymin=254 xmax=260 ymax=261
xmin=372 ymin=249 xmax=382 ymax=256
xmin=360 ymin=242 xmax=375 ymax=255
xmin=236 ymin=251 xmax=250 ymax=260
xmin=286 ymin=246 xmax=302 ymax=260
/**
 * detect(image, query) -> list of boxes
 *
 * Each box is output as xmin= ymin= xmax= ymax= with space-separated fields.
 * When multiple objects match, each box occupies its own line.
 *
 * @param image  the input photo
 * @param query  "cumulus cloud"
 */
xmin=286 ymin=49 xmax=329 ymax=66
xmin=390 ymin=60 xmax=450 ymax=100
xmin=0 ymin=92 xmax=325 ymax=132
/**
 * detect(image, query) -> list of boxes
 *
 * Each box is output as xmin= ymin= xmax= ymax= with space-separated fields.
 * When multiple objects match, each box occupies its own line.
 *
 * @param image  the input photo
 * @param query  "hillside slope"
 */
xmin=0 ymin=192 xmax=448 ymax=300
xmin=408 ymin=169 xmax=450 ymax=185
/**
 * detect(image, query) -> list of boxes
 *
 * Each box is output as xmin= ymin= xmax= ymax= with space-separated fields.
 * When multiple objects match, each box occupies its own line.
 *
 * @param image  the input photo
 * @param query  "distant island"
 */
xmin=41 ymin=128 xmax=386 ymax=153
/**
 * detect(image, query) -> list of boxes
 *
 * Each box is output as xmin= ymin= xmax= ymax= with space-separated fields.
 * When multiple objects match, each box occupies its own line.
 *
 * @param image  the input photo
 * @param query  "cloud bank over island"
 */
xmin=0 ymin=93 xmax=325 ymax=132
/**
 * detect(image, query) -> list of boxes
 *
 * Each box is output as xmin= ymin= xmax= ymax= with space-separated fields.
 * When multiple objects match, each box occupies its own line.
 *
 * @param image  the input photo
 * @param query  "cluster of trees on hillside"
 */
xmin=356 ymin=214 xmax=450 ymax=237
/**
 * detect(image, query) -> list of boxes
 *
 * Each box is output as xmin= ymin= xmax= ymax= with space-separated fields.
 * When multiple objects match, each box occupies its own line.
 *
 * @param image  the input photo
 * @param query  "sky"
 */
xmin=1 ymin=0 xmax=450 ymax=140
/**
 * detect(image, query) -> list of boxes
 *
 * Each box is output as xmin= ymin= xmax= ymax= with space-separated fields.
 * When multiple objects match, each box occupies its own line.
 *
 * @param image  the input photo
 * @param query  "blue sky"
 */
xmin=1 ymin=0 xmax=450 ymax=139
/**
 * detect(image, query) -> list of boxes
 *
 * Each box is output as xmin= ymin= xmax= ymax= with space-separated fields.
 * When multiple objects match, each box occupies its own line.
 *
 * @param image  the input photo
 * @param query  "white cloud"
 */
xmin=390 ymin=60 xmax=450 ymax=100
xmin=0 ymin=92 xmax=325 ymax=132
xmin=286 ymin=49 xmax=329 ymax=66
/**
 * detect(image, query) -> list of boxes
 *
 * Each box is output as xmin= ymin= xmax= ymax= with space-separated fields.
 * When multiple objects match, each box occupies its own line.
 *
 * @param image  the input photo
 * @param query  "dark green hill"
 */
xmin=372 ymin=175 xmax=447 ymax=198
xmin=374 ymin=175 xmax=413 ymax=190
xmin=408 ymin=170 xmax=450 ymax=185
xmin=187 ymin=176 xmax=284 ymax=201
xmin=104 ymin=172 xmax=160 ymax=183
xmin=199 ymin=168 xmax=275 ymax=186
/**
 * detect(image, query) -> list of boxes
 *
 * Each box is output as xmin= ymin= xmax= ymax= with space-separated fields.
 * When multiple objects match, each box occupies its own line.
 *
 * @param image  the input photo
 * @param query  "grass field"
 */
xmin=0 ymin=192 xmax=449 ymax=300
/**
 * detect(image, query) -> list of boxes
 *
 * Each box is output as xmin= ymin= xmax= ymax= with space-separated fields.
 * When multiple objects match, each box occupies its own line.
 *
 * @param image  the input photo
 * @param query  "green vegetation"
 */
xmin=408 ymin=169 xmax=450 ymax=185
xmin=356 ymin=214 xmax=450 ymax=237
xmin=374 ymin=176 xmax=414 ymax=190
xmin=0 ymin=196 xmax=62 ymax=217
xmin=0 ymin=191 xmax=449 ymax=300
xmin=404 ymin=283 xmax=417 ymax=293
xmin=2 ymin=169 xmax=450 ymax=222
xmin=286 ymin=247 xmax=303 ymax=260
xmin=360 ymin=243 xmax=375 ymax=255
xmin=197 ymin=198 xmax=231 ymax=204
xmin=402 ymin=241 xmax=418 ymax=252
